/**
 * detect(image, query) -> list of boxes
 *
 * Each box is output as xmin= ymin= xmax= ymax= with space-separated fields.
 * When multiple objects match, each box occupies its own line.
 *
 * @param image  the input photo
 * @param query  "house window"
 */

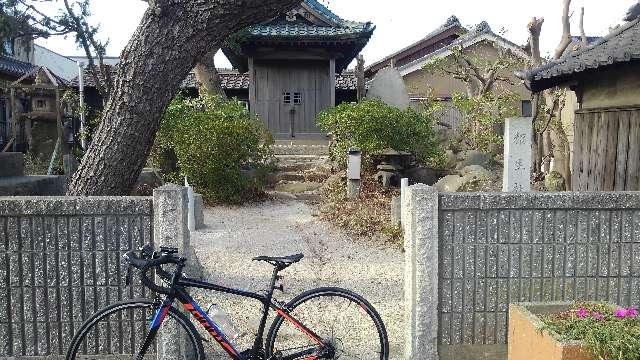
xmin=283 ymin=92 xmax=292 ymax=104
xmin=293 ymin=92 xmax=302 ymax=105
xmin=521 ymin=100 xmax=533 ymax=117
xmin=35 ymin=99 xmax=46 ymax=110
xmin=2 ymin=38 xmax=14 ymax=57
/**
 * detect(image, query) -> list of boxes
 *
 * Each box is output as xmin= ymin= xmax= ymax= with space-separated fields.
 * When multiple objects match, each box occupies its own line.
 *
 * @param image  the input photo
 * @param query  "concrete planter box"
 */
xmin=508 ymin=302 xmax=592 ymax=360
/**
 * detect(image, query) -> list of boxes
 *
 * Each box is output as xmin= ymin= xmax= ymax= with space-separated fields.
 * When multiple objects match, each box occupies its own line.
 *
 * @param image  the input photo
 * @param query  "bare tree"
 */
xmin=67 ymin=0 xmax=301 ymax=195
xmin=527 ymin=0 xmax=577 ymax=189
xmin=425 ymin=45 xmax=523 ymax=97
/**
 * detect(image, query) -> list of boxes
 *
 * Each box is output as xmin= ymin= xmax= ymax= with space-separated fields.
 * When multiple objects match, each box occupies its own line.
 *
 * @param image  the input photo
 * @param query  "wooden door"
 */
xmin=252 ymin=60 xmax=330 ymax=139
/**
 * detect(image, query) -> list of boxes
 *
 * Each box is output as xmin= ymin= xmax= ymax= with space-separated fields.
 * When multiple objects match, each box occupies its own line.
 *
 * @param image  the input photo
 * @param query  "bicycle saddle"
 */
xmin=253 ymin=253 xmax=304 ymax=269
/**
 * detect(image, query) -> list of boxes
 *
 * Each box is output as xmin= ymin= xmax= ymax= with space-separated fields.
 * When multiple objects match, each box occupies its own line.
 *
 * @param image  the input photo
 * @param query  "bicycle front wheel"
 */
xmin=265 ymin=287 xmax=389 ymax=360
xmin=65 ymin=299 xmax=204 ymax=360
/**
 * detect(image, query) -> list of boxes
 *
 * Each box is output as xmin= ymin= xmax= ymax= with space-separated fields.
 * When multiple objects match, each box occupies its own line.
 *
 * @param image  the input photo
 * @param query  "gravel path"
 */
xmin=189 ymin=199 xmax=404 ymax=359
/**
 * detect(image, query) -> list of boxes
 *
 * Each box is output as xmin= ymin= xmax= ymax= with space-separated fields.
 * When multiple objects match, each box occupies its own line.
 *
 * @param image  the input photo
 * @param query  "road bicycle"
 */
xmin=65 ymin=245 xmax=389 ymax=359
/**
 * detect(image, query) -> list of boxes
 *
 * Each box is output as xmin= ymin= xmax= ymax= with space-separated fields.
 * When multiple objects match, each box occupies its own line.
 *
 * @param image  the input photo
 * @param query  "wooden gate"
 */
xmin=252 ymin=60 xmax=330 ymax=139
xmin=572 ymin=107 xmax=640 ymax=191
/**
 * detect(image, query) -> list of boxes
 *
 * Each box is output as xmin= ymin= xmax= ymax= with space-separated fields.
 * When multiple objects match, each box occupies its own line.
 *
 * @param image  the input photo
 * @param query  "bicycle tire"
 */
xmin=65 ymin=298 xmax=204 ymax=360
xmin=265 ymin=287 xmax=389 ymax=360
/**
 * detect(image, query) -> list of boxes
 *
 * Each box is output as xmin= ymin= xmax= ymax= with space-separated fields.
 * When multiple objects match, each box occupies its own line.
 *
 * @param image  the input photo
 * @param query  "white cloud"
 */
xmin=36 ymin=0 xmax=633 ymax=69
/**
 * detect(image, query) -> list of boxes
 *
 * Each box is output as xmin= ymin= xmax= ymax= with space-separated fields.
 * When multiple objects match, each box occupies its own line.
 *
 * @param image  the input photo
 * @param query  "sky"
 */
xmin=36 ymin=0 xmax=634 ymax=69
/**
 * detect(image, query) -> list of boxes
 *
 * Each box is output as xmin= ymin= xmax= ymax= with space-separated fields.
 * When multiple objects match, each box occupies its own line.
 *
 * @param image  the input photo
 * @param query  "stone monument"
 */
xmin=503 ymin=117 xmax=533 ymax=192
xmin=366 ymin=67 xmax=411 ymax=109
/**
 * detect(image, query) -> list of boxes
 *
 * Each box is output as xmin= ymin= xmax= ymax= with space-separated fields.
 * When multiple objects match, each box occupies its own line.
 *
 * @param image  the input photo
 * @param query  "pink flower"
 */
xmin=592 ymin=312 xmax=605 ymax=321
xmin=576 ymin=308 xmax=588 ymax=318
xmin=615 ymin=308 xmax=627 ymax=318
xmin=626 ymin=308 xmax=639 ymax=318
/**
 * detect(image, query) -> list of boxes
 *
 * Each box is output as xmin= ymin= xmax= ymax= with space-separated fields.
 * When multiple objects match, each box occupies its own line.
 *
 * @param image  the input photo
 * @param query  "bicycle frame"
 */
xmin=144 ymin=270 xmax=327 ymax=360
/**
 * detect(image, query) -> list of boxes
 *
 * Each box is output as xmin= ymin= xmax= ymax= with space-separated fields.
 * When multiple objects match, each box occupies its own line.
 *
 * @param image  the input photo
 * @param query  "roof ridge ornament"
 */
xmin=445 ymin=15 xmax=460 ymax=27
xmin=474 ymin=21 xmax=492 ymax=34
xmin=623 ymin=1 xmax=640 ymax=22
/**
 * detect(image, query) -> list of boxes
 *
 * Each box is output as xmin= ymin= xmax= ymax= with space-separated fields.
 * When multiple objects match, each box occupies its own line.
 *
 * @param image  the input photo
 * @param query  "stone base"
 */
xmin=0 ymin=176 xmax=66 ymax=196
xmin=0 ymin=153 xmax=25 ymax=177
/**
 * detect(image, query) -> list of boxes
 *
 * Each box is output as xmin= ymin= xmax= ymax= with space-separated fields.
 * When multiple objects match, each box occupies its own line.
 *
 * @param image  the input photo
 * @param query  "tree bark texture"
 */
xmin=68 ymin=0 xmax=300 ymax=196
xmin=194 ymin=48 xmax=225 ymax=97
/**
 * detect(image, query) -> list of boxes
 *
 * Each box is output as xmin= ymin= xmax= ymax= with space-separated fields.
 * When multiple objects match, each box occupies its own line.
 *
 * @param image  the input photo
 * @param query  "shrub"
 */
xmin=152 ymin=94 xmax=273 ymax=204
xmin=316 ymin=99 xmax=443 ymax=168
xmin=541 ymin=302 xmax=640 ymax=360
xmin=452 ymin=91 xmax=519 ymax=152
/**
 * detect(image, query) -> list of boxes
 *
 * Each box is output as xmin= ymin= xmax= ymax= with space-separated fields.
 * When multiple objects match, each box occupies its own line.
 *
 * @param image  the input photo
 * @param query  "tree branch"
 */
xmin=554 ymin=0 xmax=573 ymax=59
xmin=579 ymin=7 xmax=588 ymax=47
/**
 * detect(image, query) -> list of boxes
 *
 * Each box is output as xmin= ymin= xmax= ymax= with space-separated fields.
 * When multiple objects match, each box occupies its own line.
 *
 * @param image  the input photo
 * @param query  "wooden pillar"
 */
xmin=329 ymin=58 xmax=336 ymax=107
xmin=9 ymin=89 xmax=16 ymax=145
xmin=356 ymin=55 xmax=365 ymax=101
xmin=248 ymin=57 xmax=256 ymax=113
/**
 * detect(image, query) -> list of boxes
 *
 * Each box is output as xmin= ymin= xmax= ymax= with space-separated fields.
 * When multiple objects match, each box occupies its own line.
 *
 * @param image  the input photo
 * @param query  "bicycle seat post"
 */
xmin=252 ymin=266 xmax=283 ymax=356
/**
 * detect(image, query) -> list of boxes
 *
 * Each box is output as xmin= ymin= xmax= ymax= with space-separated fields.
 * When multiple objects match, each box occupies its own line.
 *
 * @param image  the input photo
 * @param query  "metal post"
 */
xmin=77 ymin=61 xmax=87 ymax=150
xmin=347 ymin=147 xmax=362 ymax=199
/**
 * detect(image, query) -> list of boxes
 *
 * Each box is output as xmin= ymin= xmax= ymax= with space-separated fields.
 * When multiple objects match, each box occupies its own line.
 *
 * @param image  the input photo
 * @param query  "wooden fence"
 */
xmin=572 ymin=107 xmax=640 ymax=191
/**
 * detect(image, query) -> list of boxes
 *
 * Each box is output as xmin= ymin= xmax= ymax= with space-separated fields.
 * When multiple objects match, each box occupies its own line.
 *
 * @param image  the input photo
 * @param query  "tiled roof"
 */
xmin=396 ymin=21 xmax=529 ymax=77
xmin=248 ymin=23 xmax=372 ymax=38
xmin=247 ymin=0 xmax=373 ymax=39
xmin=180 ymin=70 xmax=249 ymax=90
xmin=0 ymin=56 xmax=35 ymax=78
xmin=335 ymin=72 xmax=357 ymax=90
xmin=525 ymin=18 xmax=640 ymax=92
xmin=73 ymin=68 xmax=358 ymax=91
xmin=366 ymin=16 xmax=464 ymax=72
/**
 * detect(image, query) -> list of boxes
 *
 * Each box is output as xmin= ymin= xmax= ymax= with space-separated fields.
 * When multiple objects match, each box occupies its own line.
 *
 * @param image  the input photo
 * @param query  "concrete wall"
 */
xmin=0 ymin=196 xmax=153 ymax=357
xmin=581 ymin=63 xmax=640 ymax=110
xmin=403 ymin=187 xmax=640 ymax=359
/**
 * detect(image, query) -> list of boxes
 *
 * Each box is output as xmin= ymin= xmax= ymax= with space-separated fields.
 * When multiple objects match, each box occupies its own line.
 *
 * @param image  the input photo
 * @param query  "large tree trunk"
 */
xmin=68 ymin=0 xmax=300 ymax=196
xmin=194 ymin=48 xmax=226 ymax=97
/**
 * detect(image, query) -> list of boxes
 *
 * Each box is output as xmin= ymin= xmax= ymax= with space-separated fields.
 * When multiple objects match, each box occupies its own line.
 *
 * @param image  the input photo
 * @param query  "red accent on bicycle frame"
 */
xmin=275 ymin=308 xmax=324 ymax=346
xmin=183 ymin=303 xmax=239 ymax=358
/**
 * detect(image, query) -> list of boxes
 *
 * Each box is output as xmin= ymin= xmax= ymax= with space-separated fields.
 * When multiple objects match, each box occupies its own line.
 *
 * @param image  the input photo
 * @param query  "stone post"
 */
xmin=153 ymin=184 xmax=201 ymax=360
xmin=503 ymin=117 xmax=533 ymax=192
xmin=403 ymin=184 xmax=439 ymax=360
xmin=347 ymin=147 xmax=362 ymax=199
xmin=400 ymin=178 xmax=409 ymax=226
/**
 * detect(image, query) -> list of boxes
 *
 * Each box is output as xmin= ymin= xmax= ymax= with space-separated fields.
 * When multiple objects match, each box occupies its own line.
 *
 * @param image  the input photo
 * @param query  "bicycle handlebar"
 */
xmin=123 ymin=247 xmax=185 ymax=296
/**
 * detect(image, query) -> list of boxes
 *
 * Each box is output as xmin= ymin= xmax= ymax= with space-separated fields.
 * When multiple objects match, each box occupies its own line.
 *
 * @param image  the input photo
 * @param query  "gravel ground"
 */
xmin=189 ymin=199 xmax=404 ymax=359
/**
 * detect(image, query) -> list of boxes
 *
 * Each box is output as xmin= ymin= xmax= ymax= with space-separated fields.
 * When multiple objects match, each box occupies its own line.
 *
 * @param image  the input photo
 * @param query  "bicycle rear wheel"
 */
xmin=65 ymin=299 xmax=204 ymax=360
xmin=265 ymin=287 xmax=389 ymax=360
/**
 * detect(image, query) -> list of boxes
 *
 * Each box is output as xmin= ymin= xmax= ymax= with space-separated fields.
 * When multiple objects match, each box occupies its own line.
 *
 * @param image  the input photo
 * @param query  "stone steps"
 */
xmin=273 ymin=144 xmax=330 ymax=156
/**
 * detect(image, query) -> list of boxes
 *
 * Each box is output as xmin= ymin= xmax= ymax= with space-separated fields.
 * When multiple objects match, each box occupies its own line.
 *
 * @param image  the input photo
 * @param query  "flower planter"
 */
xmin=508 ymin=302 xmax=592 ymax=360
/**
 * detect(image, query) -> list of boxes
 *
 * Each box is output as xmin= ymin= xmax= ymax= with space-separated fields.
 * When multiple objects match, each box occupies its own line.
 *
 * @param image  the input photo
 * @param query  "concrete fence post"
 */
xmin=403 ymin=184 xmax=439 ymax=360
xmin=153 ymin=184 xmax=200 ymax=360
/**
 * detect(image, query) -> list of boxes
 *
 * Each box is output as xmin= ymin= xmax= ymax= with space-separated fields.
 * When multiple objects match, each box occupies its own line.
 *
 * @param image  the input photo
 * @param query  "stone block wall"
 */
xmin=403 ymin=188 xmax=640 ymax=359
xmin=0 ymin=196 xmax=153 ymax=357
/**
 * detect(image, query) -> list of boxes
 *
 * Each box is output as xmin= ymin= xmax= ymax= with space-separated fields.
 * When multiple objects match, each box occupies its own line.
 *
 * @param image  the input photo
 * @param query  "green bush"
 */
xmin=316 ymin=99 xmax=443 ymax=168
xmin=152 ymin=94 xmax=273 ymax=204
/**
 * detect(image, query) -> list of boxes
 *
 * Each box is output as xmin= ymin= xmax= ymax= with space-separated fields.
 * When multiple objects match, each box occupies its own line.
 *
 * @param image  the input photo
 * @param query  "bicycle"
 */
xmin=65 ymin=245 xmax=389 ymax=359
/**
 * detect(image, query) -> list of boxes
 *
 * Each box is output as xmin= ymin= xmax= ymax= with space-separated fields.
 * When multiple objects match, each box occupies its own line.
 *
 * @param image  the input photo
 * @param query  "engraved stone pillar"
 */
xmin=503 ymin=117 xmax=533 ymax=192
